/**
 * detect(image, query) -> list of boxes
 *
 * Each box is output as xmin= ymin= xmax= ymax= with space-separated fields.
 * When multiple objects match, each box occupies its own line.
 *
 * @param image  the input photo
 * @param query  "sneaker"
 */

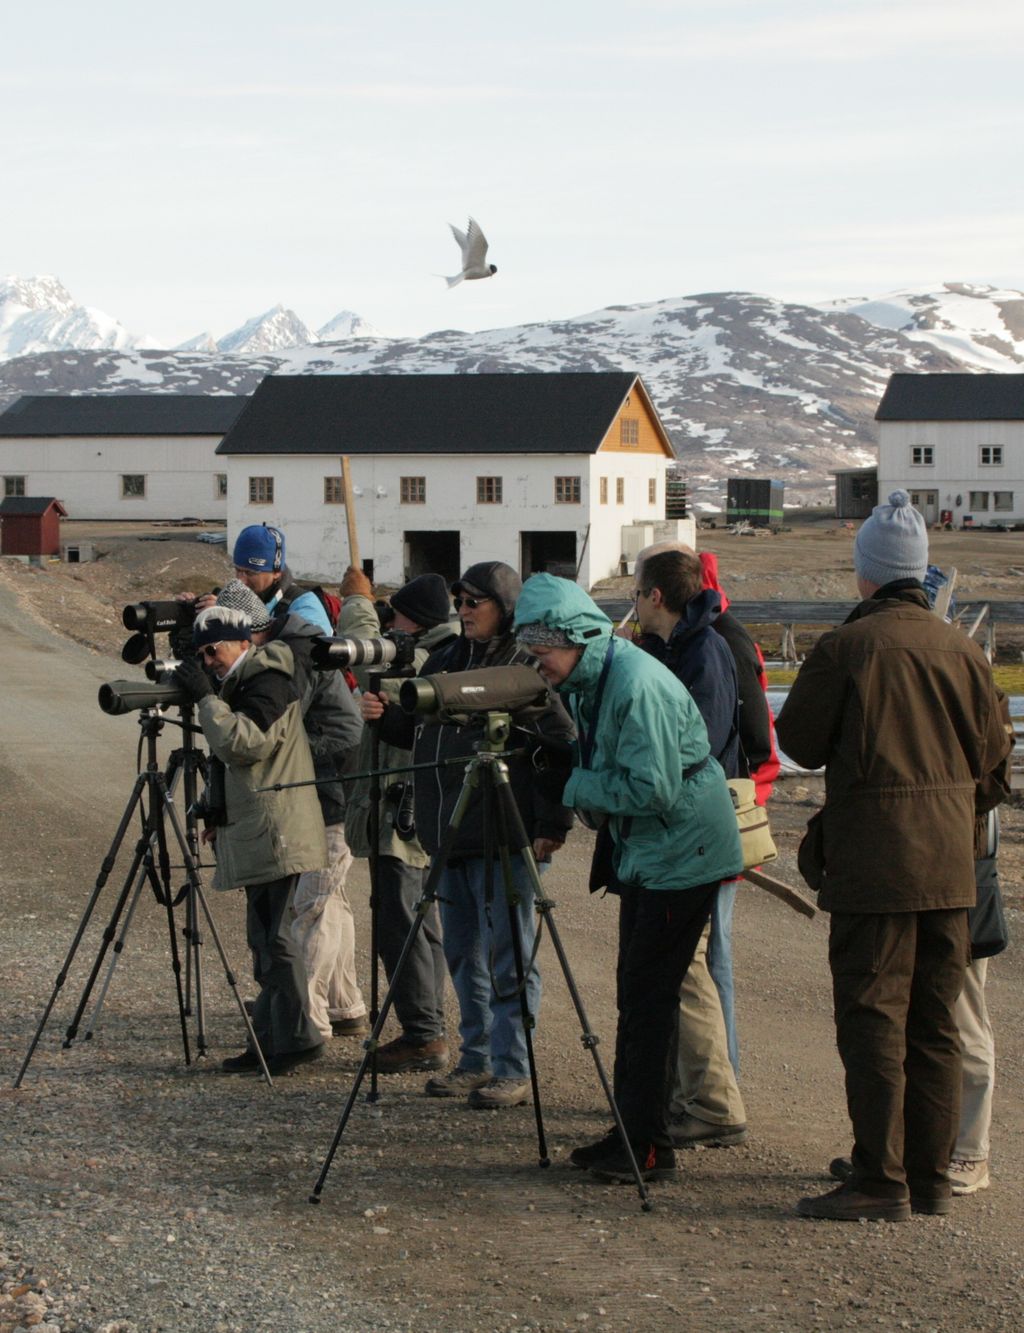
xmin=331 ymin=1015 xmax=370 ymax=1037
xmin=948 ymin=1158 xmax=990 ymax=1195
xmin=373 ymin=1036 xmax=449 ymax=1074
xmin=467 ymin=1077 xmax=531 ymax=1109
xmin=588 ymin=1141 xmax=677 ymax=1184
xmin=221 ymin=1049 xmax=261 ymax=1074
xmin=424 ymin=1067 xmax=492 ymax=1098
xmin=829 ymin=1155 xmax=854 ymax=1182
xmin=569 ymin=1129 xmax=621 ymax=1171
xmin=796 ymin=1183 xmax=910 ymax=1222
xmin=669 ymin=1112 xmax=748 ymax=1149
xmin=266 ymin=1045 xmax=325 ymax=1076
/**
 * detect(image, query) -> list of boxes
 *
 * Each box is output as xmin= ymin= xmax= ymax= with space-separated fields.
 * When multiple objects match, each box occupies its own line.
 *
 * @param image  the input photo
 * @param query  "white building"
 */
xmin=876 ymin=373 xmax=1024 ymax=527
xmin=217 ymin=372 xmax=691 ymax=587
xmin=0 ymin=395 xmax=248 ymax=520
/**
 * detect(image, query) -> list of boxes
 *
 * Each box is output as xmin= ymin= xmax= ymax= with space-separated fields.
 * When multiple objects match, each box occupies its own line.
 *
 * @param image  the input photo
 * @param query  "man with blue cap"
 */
xmin=778 ymin=490 xmax=1013 ymax=1221
xmin=232 ymin=523 xmax=333 ymax=636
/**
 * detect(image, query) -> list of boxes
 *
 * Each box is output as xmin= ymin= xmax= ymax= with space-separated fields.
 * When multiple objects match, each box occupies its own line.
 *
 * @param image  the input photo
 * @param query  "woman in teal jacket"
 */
xmin=514 ymin=574 xmax=742 ymax=1182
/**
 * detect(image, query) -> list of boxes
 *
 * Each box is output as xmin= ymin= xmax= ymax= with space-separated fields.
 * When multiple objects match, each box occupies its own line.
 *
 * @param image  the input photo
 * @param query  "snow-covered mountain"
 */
xmin=317 ymin=309 xmax=381 ymax=341
xmin=0 ymin=275 xmax=139 ymax=358
xmin=1 ymin=279 xmax=1021 ymax=506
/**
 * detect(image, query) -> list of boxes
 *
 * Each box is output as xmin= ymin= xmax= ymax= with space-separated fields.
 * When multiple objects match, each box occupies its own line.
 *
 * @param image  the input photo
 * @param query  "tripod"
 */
xmin=310 ymin=713 xmax=653 ymax=1210
xmin=14 ymin=705 xmax=270 ymax=1088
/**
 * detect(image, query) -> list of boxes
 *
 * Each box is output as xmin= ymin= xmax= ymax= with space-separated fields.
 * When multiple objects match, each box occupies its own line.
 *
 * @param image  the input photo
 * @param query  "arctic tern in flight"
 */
xmin=445 ymin=217 xmax=497 ymax=287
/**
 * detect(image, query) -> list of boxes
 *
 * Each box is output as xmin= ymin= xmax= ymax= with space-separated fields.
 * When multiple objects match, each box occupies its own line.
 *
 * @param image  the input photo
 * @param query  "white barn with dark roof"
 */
xmin=876 ymin=373 xmax=1024 ymax=527
xmin=0 ymin=395 xmax=248 ymax=520
xmin=215 ymin=372 xmax=690 ymax=588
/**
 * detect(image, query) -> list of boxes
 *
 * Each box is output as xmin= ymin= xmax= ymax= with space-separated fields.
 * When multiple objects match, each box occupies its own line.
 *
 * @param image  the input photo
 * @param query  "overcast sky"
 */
xmin=5 ymin=0 xmax=1023 ymax=344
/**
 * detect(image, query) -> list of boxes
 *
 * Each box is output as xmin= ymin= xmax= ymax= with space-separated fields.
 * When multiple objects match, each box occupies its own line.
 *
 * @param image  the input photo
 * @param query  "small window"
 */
xmin=4 ymin=475 xmax=26 ymax=497
xmin=911 ymin=446 xmax=934 ymax=466
xmin=121 ymin=474 xmax=146 ymax=499
xmin=648 ymin=477 xmax=657 ymax=505
xmin=324 ymin=476 xmax=344 ymax=504
xmin=980 ymin=446 xmax=1003 ymax=466
xmin=994 ymin=491 xmax=1014 ymax=512
xmin=476 ymin=476 xmax=503 ymax=504
xmin=248 ymin=476 xmax=274 ymax=504
xmin=620 ymin=418 xmax=640 ymax=447
xmin=554 ymin=475 xmax=581 ymax=504
xmin=969 ymin=491 xmax=989 ymax=512
xmin=215 ymin=473 xmax=228 ymax=499
xmin=401 ymin=476 xmax=426 ymax=504
xmin=599 ymin=476 xmax=608 ymax=505
xmin=616 ymin=477 xmax=625 ymax=504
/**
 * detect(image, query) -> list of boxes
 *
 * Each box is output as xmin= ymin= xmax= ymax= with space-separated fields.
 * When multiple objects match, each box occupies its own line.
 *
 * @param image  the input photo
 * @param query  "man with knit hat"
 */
xmin=777 ymin=491 xmax=1013 ymax=1221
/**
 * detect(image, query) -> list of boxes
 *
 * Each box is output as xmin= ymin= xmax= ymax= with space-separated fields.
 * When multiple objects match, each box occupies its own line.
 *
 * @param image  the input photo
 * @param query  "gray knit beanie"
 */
xmin=854 ymin=489 xmax=928 ymax=586
xmin=217 ymin=578 xmax=273 ymax=631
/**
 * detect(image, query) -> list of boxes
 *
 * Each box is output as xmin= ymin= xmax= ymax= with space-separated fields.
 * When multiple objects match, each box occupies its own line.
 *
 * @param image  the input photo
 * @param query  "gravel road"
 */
xmin=2 ymin=570 xmax=1023 ymax=1332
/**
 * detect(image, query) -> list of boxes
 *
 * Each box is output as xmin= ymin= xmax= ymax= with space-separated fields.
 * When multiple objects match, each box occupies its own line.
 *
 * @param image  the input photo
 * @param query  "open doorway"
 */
xmin=520 ymin=531 xmax=577 ymax=580
xmin=404 ymin=530 xmax=460 ymax=584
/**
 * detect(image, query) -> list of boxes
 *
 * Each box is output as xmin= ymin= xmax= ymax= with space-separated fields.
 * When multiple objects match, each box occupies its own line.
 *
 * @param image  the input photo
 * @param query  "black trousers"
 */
xmin=830 ymin=908 xmax=969 ymax=1202
xmin=246 ymin=876 xmax=321 ymax=1057
xmin=376 ymin=856 xmax=447 ymax=1043
xmin=613 ymin=881 xmax=719 ymax=1147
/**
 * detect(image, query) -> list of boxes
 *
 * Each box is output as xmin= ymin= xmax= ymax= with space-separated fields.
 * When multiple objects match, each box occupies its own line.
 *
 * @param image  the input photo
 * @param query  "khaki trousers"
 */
xmin=291 ymin=824 xmax=366 ymax=1042
xmin=669 ymin=921 xmax=746 ymax=1126
xmin=955 ymin=957 xmax=994 ymax=1161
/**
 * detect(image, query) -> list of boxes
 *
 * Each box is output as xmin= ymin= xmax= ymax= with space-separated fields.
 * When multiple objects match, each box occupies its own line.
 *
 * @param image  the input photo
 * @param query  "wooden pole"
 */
xmin=339 ymin=456 xmax=360 ymax=570
xmin=741 ymin=866 xmax=817 ymax=919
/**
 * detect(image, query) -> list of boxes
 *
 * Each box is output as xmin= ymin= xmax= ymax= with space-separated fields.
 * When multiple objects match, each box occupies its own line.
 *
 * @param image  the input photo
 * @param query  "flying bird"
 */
xmin=445 ymin=216 xmax=497 ymax=288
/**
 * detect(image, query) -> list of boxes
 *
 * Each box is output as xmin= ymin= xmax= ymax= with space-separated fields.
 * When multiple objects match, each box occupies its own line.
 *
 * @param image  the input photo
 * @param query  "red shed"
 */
xmin=0 ymin=496 xmax=68 ymax=557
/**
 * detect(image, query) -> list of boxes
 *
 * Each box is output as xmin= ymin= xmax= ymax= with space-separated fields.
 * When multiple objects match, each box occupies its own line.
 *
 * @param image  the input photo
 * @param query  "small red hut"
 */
xmin=0 ymin=496 xmax=68 ymax=557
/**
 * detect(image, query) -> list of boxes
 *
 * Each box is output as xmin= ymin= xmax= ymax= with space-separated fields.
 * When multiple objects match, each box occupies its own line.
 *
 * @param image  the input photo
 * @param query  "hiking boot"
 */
xmin=373 ymin=1035 xmax=448 ymax=1074
xmin=569 ymin=1129 xmax=621 ymax=1170
xmin=424 ymin=1067 xmax=492 ymax=1098
xmin=829 ymin=1155 xmax=854 ymax=1182
xmin=266 ymin=1044 xmax=325 ymax=1076
xmin=221 ymin=1049 xmax=261 ymax=1074
xmin=669 ymin=1112 xmax=747 ymax=1149
xmin=588 ymin=1141 xmax=677 ymax=1184
xmin=948 ymin=1158 xmax=990 ymax=1195
xmin=797 ymin=1183 xmax=910 ymax=1222
xmin=467 ymin=1077 xmax=531 ymax=1109
xmin=331 ymin=1015 xmax=370 ymax=1037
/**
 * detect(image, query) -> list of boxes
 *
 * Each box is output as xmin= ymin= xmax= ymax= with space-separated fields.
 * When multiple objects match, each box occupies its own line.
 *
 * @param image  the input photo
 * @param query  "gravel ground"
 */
xmin=2 ymin=540 xmax=1024 ymax=1332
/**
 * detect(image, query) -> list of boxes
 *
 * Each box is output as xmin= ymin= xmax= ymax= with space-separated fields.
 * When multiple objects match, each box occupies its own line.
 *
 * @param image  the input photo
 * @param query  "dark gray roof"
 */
xmin=0 ymin=496 xmax=67 ymax=516
xmin=216 ymin=372 xmax=656 ymax=456
xmin=0 ymin=394 xmax=249 ymax=437
xmin=876 ymin=374 xmax=1024 ymax=422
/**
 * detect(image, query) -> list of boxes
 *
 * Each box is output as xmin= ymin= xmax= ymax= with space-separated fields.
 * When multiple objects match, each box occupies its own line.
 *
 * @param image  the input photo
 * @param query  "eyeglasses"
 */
xmin=633 ymin=588 xmax=648 ymax=601
xmin=454 ymin=595 xmax=492 ymax=610
xmin=196 ymin=643 xmax=222 ymax=661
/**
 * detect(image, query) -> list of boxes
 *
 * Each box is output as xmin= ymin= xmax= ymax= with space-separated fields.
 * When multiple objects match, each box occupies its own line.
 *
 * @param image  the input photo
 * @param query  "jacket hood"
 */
xmin=452 ymin=561 xmax=522 ymax=621
xmin=699 ymin=552 xmax=730 ymax=611
xmin=514 ymin=573 xmax=612 ymax=646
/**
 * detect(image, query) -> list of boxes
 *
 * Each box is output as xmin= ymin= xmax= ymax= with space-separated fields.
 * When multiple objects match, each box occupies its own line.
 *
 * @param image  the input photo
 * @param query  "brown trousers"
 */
xmin=829 ymin=908 xmax=969 ymax=1202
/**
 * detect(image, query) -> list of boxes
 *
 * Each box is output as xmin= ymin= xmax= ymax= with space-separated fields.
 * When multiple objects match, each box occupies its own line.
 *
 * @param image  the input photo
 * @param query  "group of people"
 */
xmin=173 ymin=495 xmax=1012 ymax=1211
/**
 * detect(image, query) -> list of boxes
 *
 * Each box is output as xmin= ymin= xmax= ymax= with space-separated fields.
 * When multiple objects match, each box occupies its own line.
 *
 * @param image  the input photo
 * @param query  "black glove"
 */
xmin=175 ymin=657 xmax=215 ymax=703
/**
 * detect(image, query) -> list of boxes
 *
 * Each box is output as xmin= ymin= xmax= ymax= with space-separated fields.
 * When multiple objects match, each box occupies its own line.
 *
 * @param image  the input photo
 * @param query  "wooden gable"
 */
xmin=595 ymin=378 xmax=675 ymax=457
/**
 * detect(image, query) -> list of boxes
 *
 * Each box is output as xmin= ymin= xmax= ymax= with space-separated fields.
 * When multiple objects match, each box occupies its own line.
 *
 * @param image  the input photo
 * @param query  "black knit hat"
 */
xmin=389 ymin=573 xmax=451 ymax=629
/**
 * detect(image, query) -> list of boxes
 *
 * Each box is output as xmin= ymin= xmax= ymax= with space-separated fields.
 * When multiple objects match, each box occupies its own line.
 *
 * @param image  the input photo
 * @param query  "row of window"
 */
xmin=911 ymin=446 xmax=1004 ymax=466
xmin=3 ymin=474 xmax=229 ymax=499
xmin=966 ymin=491 xmax=1015 ymax=513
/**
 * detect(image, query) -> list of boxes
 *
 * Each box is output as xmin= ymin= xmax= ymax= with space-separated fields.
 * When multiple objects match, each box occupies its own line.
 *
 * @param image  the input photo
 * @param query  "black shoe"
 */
xmin=243 ymin=999 xmax=256 ymax=1017
xmin=221 ymin=1049 xmax=261 ymax=1074
xmin=829 ymin=1155 xmax=854 ymax=1182
xmin=588 ymin=1141 xmax=677 ymax=1184
xmin=569 ymin=1129 xmax=620 ymax=1170
xmin=910 ymin=1195 xmax=952 ymax=1216
xmin=267 ymin=1045 xmax=325 ymax=1076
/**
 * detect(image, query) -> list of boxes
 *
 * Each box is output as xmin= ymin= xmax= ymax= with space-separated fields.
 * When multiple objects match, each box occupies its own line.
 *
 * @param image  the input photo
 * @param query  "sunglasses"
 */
xmin=196 ymin=642 xmax=222 ymax=661
xmin=454 ymin=595 xmax=492 ymax=610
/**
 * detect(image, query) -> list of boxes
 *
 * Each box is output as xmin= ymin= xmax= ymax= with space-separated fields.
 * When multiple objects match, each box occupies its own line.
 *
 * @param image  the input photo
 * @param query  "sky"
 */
xmin=4 ymin=0 xmax=1023 ymax=345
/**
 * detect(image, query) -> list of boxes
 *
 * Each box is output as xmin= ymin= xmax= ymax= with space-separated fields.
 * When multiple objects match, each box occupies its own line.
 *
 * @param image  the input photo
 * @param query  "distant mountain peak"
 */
xmin=317 ymin=309 xmax=382 ymax=341
xmin=216 ymin=305 xmax=316 ymax=354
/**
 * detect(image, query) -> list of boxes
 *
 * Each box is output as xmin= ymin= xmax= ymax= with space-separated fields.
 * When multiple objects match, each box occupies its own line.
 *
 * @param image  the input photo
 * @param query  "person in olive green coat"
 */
xmin=512 ymin=573 xmax=742 ymax=1184
xmin=175 ymin=606 xmax=328 ymax=1076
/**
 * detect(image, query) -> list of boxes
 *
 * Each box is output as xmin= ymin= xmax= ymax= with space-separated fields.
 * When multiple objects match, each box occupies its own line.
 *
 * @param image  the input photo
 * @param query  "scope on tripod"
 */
xmin=400 ymin=665 xmax=549 ymax=720
xmin=98 ymin=679 xmax=189 ymax=715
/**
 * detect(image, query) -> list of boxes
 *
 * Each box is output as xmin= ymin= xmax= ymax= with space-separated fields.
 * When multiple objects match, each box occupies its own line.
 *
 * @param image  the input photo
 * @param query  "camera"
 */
xmin=121 ymin=597 xmax=209 ymax=667
xmin=310 ymin=631 xmax=417 ymax=672
xmin=399 ymin=665 xmax=549 ymax=721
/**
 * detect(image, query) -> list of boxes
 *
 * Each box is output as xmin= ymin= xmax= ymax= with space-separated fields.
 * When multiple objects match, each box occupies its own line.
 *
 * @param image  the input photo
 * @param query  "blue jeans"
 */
xmin=708 ymin=881 xmax=739 ymax=1074
xmin=437 ymin=855 xmax=542 ymax=1081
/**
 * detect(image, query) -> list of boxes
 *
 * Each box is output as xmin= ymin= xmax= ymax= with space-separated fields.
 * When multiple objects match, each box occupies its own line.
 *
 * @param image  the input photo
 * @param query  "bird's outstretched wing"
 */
xmin=463 ymin=216 xmax=489 ymax=267
xmin=449 ymin=221 xmax=469 ymax=258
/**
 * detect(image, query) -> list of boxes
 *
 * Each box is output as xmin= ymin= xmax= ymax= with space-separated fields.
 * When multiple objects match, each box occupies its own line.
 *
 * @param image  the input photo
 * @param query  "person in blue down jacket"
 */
xmin=513 ymin=573 xmax=743 ymax=1183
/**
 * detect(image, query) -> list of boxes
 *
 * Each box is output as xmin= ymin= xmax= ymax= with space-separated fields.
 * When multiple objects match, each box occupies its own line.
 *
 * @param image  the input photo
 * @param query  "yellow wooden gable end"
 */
xmin=596 ymin=378 xmax=675 ymax=458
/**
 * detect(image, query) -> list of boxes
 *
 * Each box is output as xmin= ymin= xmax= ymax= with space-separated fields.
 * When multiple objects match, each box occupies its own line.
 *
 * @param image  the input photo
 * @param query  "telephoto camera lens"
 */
xmin=310 ymin=631 xmax=416 ymax=671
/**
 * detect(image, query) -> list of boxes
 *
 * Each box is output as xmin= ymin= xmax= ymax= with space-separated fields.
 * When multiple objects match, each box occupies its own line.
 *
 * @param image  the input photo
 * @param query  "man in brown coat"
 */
xmin=777 ymin=490 xmax=1012 ymax=1221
